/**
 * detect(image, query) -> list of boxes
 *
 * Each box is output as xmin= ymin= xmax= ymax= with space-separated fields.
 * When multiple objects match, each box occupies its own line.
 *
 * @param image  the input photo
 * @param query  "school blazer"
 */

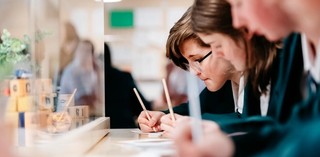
xmin=105 ymin=66 xmax=152 ymax=128
xmin=267 ymin=35 xmax=304 ymax=123
xmin=255 ymin=90 xmax=320 ymax=157
xmin=201 ymin=76 xmax=263 ymax=124
xmin=231 ymin=33 xmax=305 ymax=157
xmin=253 ymin=57 xmax=320 ymax=157
xmin=163 ymin=81 xmax=236 ymax=120
xmin=163 ymin=79 xmax=264 ymax=123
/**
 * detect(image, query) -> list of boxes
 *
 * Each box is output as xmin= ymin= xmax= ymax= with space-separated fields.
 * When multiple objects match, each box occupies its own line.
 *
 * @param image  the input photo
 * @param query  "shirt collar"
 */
xmin=301 ymin=34 xmax=320 ymax=83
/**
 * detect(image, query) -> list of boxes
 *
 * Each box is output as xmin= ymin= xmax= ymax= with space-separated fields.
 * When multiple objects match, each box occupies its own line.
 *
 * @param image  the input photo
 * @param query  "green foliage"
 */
xmin=0 ymin=29 xmax=51 ymax=80
xmin=0 ymin=29 xmax=29 ymax=64
xmin=0 ymin=29 xmax=30 ymax=78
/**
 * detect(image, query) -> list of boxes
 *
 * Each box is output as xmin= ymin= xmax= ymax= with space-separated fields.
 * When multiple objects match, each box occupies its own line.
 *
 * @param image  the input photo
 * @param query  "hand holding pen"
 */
xmin=134 ymin=88 xmax=163 ymax=132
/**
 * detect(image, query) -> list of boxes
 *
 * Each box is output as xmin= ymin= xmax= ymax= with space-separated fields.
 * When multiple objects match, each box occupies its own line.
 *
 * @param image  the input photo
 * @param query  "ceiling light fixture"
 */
xmin=95 ymin=0 xmax=122 ymax=3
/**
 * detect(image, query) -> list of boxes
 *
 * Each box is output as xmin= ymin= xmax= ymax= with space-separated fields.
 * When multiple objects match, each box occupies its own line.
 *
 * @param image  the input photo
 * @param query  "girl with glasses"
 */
xmin=138 ymin=1 xmax=280 ymax=138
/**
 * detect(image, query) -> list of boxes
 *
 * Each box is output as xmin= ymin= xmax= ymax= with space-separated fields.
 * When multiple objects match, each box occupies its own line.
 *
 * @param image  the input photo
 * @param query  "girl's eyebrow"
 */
xmin=187 ymin=54 xmax=197 ymax=59
xmin=205 ymin=41 xmax=215 ymax=45
xmin=187 ymin=50 xmax=209 ymax=60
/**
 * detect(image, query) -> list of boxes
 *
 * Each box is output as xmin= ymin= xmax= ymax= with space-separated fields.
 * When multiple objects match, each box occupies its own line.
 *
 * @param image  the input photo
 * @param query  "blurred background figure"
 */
xmin=164 ymin=62 xmax=188 ymax=105
xmin=60 ymin=40 xmax=103 ymax=116
xmin=105 ymin=42 xmax=152 ymax=128
xmin=153 ymin=61 xmax=188 ymax=110
xmin=58 ymin=22 xmax=80 ymax=85
xmin=153 ymin=61 xmax=205 ymax=110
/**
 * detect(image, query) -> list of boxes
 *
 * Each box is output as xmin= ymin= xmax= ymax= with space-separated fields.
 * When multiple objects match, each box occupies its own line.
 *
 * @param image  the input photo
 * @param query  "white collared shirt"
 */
xmin=301 ymin=34 xmax=320 ymax=83
xmin=260 ymin=85 xmax=270 ymax=116
xmin=231 ymin=75 xmax=246 ymax=114
xmin=231 ymin=75 xmax=270 ymax=116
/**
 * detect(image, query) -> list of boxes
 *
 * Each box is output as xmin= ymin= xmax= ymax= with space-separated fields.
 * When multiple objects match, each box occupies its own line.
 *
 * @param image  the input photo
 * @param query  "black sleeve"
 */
xmin=162 ymin=81 xmax=234 ymax=116
xmin=127 ymin=73 xmax=152 ymax=116
xmin=162 ymin=88 xmax=210 ymax=115
xmin=231 ymin=122 xmax=282 ymax=157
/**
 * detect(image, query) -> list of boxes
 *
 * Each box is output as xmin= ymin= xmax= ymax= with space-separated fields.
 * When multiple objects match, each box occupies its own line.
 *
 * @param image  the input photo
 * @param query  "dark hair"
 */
xmin=81 ymin=40 xmax=98 ymax=70
xmin=191 ymin=0 xmax=277 ymax=95
xmin=104 ymin=42 xmax=112 ymax=67
xmin=166 ymin=7 xmax=210 ymax=70
xmin=192 ymin=0 xmax=243 ymax=42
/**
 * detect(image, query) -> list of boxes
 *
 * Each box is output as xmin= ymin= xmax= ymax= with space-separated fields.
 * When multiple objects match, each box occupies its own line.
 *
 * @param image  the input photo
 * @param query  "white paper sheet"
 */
xmin=130 ymin=129 xmax=163 ymax=138
xmin=118 ymin=138 xmax=173 ymax=148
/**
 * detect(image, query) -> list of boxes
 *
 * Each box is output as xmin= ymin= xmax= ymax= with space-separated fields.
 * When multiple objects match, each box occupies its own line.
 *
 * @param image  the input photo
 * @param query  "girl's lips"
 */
xmin=202 ymin=78 xmax=209 ymax=81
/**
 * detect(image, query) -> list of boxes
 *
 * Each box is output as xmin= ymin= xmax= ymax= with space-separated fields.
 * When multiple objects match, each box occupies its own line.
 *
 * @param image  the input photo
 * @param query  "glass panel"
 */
xmin=59 ymin=0 xmax=104 ymax=118
xmin=0 ymin=0 xmax=104 ymax=148
xmin=0 ymin=0 xmax=28 ymax=120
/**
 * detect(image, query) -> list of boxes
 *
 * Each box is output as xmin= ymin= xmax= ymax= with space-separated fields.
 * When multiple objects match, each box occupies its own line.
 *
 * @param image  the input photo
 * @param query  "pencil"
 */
xmin=162 ymin=78 xmax=175 ymax=122
xmin=133 ymin=88 xmax=156 ymax=132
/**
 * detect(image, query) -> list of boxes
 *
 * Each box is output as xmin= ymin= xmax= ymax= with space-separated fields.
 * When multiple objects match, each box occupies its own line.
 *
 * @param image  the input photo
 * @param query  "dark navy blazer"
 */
xmin=105 ymin=67 xmax=152 ymax=128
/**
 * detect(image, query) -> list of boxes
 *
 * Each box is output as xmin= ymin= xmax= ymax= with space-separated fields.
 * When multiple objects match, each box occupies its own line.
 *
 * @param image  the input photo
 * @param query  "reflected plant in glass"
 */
xmin=0 ymin=29 xmax=30 ymax=80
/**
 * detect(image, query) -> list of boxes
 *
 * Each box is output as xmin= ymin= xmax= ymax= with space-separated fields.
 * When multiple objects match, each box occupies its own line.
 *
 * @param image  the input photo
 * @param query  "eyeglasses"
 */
xmin=188 ymin=51 xmax=212 ymax=73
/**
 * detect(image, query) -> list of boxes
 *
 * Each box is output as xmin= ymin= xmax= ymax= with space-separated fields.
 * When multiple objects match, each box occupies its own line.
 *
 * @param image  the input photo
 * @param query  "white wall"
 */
xmin=104 ymin=0 xmax=193 ymax=101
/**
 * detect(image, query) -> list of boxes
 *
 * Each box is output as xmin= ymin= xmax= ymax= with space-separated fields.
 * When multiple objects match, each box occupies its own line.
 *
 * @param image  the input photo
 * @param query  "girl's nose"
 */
xmin=190 ymin=68 xmax=201 ymax=76
xmin=231 ymin=9 xmax=245 ymax=29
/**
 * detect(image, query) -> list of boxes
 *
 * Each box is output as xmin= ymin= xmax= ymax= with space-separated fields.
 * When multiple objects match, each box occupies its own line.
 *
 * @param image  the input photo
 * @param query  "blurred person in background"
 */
xmin=104 ymin=42 xmax=152 ymax=128
xmin=58 ymin=22 xmax=80 ymax=85
xmin=153 ymin=61 xmax=201 ymax=110
xmin=60 ymin=40 xmax=103 ymax=116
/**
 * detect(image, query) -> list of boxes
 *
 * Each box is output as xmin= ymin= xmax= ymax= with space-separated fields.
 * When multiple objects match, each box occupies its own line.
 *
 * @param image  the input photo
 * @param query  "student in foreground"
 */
xmin=173 ymin=0 xmax=320 ymax=156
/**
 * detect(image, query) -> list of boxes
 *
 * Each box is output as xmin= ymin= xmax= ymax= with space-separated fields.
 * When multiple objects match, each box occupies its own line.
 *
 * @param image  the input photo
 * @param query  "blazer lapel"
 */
xmin=268 ymin=34 xmax=304 ymax=123
xmin=242 ymin=78 xmax=261 ymax=117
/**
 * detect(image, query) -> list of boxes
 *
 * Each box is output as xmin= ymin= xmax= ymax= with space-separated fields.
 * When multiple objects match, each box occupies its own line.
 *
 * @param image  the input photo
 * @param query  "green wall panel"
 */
xmin=109 ymin=10 xmax=134 ymax=28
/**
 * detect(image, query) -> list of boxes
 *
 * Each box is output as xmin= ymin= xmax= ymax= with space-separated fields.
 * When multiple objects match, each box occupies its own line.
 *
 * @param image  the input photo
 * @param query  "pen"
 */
xmin=133 ymin=88 xmax=157 ymax=132
xmin=162 ymin=78 xmax=175 ymax=122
